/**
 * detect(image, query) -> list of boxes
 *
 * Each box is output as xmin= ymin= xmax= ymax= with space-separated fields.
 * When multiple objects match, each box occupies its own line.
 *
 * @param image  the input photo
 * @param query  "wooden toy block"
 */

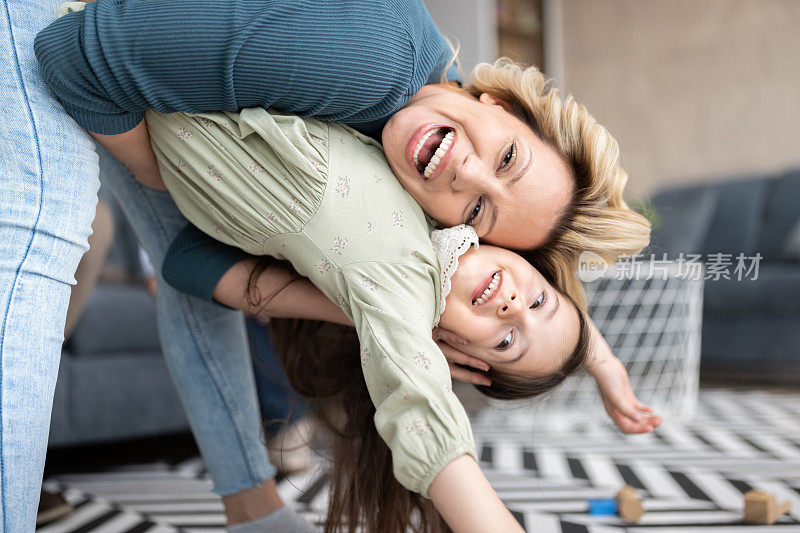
xmin=743 ymin=490 xmax=792 ymax=525
xmin=615 ymin=485 xmax=645 ymax=523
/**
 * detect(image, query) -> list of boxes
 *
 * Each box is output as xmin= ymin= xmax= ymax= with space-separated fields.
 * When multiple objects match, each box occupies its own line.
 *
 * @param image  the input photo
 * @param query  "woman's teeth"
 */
xmin=474 ymin=272 xmax=501 ymax=305
xmin=413 ymin=129 xmax=454 ymax=179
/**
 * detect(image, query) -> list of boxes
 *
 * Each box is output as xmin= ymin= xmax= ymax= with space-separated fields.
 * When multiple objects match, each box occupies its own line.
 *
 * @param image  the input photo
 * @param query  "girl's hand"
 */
xmin=432 ymin=327 xmax=492 ymax=387
xmin=590 ymin=354 xmax=662 ymax=433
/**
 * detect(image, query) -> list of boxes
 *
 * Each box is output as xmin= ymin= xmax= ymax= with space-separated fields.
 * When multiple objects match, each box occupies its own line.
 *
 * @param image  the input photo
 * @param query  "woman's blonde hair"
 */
xmin=464 ymin=58 xmax=651 ymax=308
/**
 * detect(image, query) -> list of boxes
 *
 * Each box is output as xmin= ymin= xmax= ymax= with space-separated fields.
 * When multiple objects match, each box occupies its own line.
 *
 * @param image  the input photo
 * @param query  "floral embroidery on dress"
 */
xmin=287 ymin=198 xmax=301 ymax=213
xmin=360 ymin=347 xmax=371 ymax=365
xmin=198 ymin=117 xmax=214 ymax=127
xmin=400 ymin=272 xmax=408 ymax=279
xmin=177 ymin=160 xmax=186 ymax=170
xmin=338 ymin=135 xmax=345 ymax=144
xmin=405 ymin=420 xmax=430 ymax=435
xmin=366 ymin=221 xmax=374 ymax=235
xmin=336 ymin=294 xmax=345 ymax=309
xmin=248 ymin=161 xmax=265 ymax=174
xmin=281 ymin=242 xmax=287 ymax=249
xmin=336 ymin=175 xmax=351 ymax=198
xmin=206 ymin=204 xmax=215 ymax=211
xmin=220 ymin=121 xmax=233 ymax=133
xmin=413 ymin=351 xmax=431 ymax=370
xmin=392 ymin=211 xmax=405 ymax=228
xmin=206 ymin=165 xmax=223 ymax=182
xmin=374 ymin=174 xmax=382 ymax=183
xmin=331 ymin=237 xmax=348 ymax=255
xmin=361 ymin=275 xmax=378 ymax=292
xmin=265 ymin=212 xmax=280 ymax=224
xmin=403 ymin=392 xmax=411 ymax=400
xmin=316 ymin=259 xmax=334 ymax=273
xmin=176 ymin=128 xmax=192 ymax=141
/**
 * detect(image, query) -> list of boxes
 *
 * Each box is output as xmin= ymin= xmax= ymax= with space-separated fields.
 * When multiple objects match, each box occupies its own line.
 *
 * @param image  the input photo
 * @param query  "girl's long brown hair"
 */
xmin=255 ymin=258 xmax=592 ymax=532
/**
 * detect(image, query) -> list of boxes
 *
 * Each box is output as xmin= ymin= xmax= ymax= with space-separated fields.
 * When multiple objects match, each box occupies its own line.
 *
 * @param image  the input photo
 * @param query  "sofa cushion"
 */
xmin=700 ymin=177 xmax=769 ymax=257
xmin=703 ymin=264 xmax=800 ymax=317
xmin=646 ymin=184 xmax=718 ymax=256
xmin=759 ymin=169 xmax=800 ymax=261
xmin=783 ymin=219 xmax=800 ymax=262
xmin=66 ymin=284 xmax=160 ymax=356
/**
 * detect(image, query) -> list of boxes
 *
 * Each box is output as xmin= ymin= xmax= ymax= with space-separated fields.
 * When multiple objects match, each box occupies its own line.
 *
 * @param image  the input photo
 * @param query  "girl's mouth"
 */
xmin=471 ymin=271 xmax=502 ymax=306
xmin=407 ymin=125 xmax=456 ymax=181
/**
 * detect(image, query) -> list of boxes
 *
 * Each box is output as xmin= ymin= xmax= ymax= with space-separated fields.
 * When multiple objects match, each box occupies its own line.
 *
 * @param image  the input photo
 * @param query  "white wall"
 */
xmin=425 ymin=0 xmax=498 ymax=74
xmin=560 ymin=0 xmax=800 ymax=198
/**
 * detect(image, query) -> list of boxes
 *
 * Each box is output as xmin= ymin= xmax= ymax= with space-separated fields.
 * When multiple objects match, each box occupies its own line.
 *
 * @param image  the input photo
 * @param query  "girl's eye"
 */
xmin=500 ymin=143 xmax=516 ymax=169
xmin=465 ymin=197 xmax=483 ymax=226
xmin=496 ymin=331 xmax=514 ymax=351
xmin=529 ymin=291 xmax=546 ymax=310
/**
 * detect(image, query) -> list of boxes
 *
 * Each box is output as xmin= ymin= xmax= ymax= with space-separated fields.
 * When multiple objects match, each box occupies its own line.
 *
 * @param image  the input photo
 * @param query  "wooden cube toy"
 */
xmin=743 ymin=490 xmax=792 ymax=525
xmin=615 ymin=485 xmax=645 ymax=523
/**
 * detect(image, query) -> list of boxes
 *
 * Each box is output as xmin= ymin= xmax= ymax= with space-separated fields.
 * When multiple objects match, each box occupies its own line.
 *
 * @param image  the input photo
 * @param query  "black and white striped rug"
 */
xmin=40 ymin=387 xmax=800 ymax=532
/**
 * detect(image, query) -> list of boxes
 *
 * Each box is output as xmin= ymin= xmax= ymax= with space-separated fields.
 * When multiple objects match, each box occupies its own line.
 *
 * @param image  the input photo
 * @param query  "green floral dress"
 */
xmin=145 ymin=108 xmax=476 ymax=496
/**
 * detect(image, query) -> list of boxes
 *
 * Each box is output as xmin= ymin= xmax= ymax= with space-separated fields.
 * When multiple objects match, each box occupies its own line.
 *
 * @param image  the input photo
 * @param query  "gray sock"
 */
xmin=227 ymin=506 xmax=317 ymax=533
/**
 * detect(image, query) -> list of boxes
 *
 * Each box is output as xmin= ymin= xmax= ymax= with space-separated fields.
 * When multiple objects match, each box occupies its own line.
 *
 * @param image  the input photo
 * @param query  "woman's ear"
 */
xmin=478 ymin=93 xmax=514 ymax=112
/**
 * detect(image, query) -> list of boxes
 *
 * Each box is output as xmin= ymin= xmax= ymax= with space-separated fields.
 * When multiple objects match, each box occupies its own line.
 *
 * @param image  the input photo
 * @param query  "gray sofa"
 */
xmin=49 ymin=199 xmax=189 ymax=447
xmin=645 ymin=168 xmax=800 ymax=384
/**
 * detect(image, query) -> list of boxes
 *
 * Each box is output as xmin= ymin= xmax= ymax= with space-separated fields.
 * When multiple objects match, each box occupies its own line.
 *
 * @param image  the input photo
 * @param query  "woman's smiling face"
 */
xmin=437 ymin=244 xmax=580 ymax=377
xmin=381 ymin=84 xmax=574 ymax=250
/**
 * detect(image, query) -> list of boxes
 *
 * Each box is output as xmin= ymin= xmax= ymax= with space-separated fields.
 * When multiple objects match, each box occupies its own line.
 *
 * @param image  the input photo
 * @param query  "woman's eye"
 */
xmin=500 ymin=143 xmax=516 ymax=169
xmin=496 ymin=331 xmax=514 ymax=351
xmin=465 ymin=198 xmax=482 ymax=226
xmin=529 ymin=291 xmax=546 ymax=309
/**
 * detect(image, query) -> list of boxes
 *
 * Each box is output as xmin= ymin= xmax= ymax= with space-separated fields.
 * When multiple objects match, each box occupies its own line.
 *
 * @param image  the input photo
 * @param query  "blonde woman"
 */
xmin=35 ymin=2 xmax=651 ymax=530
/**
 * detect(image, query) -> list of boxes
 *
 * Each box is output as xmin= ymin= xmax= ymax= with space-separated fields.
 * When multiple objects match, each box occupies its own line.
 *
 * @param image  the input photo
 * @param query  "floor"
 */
xmin=40 ymin=387 xmax=800 ymax=532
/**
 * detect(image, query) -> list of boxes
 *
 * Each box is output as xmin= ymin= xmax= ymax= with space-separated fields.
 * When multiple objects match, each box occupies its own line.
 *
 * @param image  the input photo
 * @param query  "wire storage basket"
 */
xmin=482 ymin=259 xmax=704 ymax=429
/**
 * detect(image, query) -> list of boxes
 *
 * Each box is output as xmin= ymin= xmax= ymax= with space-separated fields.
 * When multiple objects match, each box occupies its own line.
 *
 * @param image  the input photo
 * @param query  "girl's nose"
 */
xmin=497 ymin=292 xmax=523 ymax=318
xmin=452 ymin=153 xmax=487 ymax=191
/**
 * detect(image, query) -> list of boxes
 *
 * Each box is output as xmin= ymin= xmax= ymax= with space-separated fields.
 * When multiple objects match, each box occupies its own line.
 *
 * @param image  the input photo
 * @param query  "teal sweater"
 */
xmin=35 ymin=0 xmax=457 ymax=136
xmin=35 ymin=0 xmax=459 ymax=299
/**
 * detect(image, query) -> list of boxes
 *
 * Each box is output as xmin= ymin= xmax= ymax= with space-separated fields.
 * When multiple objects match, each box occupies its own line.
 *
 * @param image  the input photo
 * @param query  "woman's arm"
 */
xmin=213 ymin=257 xmax=352 ymax=326
xmin=429 ymin=455 xmax=524 ymax=533
xmin=91 ymin=122 xmax=166 ymax=190
xmin=162 ymin=223 xmax=351 ymax=325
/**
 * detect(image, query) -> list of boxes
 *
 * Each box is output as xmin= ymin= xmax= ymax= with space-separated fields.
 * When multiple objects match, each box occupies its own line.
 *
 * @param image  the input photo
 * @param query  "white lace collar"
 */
xmin=431 ymin=225 xmax=479 ymax=325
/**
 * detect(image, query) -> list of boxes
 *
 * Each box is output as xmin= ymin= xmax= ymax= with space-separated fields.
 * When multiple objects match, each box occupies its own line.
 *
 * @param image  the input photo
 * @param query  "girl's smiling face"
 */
xmin=437 ymin=244 xmax=580 ymax=377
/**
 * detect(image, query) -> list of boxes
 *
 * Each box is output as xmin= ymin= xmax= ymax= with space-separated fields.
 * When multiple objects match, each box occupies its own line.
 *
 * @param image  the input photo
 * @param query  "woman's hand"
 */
xmin=588 ymin=351 xmax=662 ymax=434
xmin=432 ymin=327 xmax=492 ymax=387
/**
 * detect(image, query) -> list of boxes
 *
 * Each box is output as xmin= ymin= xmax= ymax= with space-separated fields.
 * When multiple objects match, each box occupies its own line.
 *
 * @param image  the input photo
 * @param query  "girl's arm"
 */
xmin=585 ymin=319 xmax=662 ymax=433
xmin=429 ymin=455 xmax=525 ymax=533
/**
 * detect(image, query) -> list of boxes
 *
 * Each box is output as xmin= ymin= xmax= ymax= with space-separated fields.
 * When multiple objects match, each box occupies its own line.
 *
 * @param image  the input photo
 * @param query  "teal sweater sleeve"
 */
xmin=162 ymin=224 xmax=250 ymax=303
xmin=34 ymin=0 xmax=460 ymax=136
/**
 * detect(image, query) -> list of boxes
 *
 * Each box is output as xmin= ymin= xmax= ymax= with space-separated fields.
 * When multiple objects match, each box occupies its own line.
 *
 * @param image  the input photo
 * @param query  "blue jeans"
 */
xmin=1 ymin=0 xmax=99 ymax=528
xmin=2 ymin=2 xmax=277 ymax=527
xmin=96 ymin=147 xmax=277 ymax=494
xmin=248 ymin=319 xmax=309 ymax=437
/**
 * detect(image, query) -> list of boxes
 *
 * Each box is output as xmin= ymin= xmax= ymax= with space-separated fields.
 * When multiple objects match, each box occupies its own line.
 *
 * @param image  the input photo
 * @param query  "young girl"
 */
xmin=148 ymin=106 xmax=658 ymax=531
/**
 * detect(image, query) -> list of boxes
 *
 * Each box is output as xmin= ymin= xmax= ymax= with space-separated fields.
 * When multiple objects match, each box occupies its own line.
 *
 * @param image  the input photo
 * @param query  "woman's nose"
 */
xmin=497 ymin=292 xmax=523 ymax=318
xmin=452 ymin=153 xmax=487 ymax=192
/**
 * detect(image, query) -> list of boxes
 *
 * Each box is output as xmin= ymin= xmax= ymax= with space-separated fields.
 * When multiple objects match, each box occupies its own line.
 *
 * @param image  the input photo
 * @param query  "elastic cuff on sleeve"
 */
xmin=418 ymin=445 xmax=478 ymax=499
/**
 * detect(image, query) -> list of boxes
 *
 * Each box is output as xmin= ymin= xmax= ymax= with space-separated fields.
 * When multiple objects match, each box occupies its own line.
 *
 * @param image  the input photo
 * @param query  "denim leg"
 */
xmin=96 ymin=146 xmax=276 ymax=495
xmin=247 ymin=319 xmax=309 ymax=438
xmin=0 ymin=0 xmax=100 ymax=528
